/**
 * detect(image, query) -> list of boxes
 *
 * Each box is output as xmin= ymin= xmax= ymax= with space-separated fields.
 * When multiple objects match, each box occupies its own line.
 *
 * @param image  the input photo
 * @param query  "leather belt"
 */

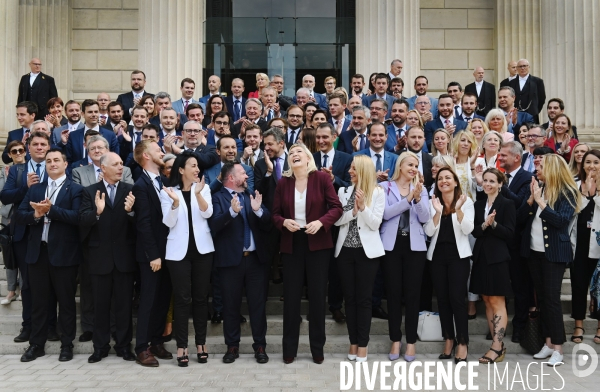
xmin=243 ymin=251 xmax=255 ymax=257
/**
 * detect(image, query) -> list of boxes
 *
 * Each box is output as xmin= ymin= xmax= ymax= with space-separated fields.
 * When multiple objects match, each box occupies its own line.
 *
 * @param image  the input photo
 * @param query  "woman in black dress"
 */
xmin=470 ymin=168 xmax=515 ymax=364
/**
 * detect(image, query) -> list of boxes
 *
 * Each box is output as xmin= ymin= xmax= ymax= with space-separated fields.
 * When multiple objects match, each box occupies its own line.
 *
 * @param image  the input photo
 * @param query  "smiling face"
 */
xmin=573 ymin=145 xmax=590 ymax=164
xmin=181 ymin=81 xmax=195 ymax=100
xmin=553 ymin=116 xmax=569 ymax=135
xmin=179 ymin=157 xmax=200 ymax=184
xmin=312 ymin=112 xmax=327 ymax=126
xmin=348 ymin=162 xmax=357 ymax=184
xmin=16 ymin=107 xmax=35 ymax=128
xmin=368 ymin=123 xmax=387 ymax=152
xmin=83 ymin=104 xmax=100 ymax=127
xmin=497 ymin=146 xmax=518 ymax=172
xmin=351 ymin=110 xmax=368 ymax=133
xmin=547 ymin=101 xmax=563 ymax=121
xmin=210 ymin=97 xmax=224 ymax=114
xmin=88 ymin=139 xmax=108 ymax=165
xmin=457 ymin=133 xmax=472 ymax=157
xmin=160 ymin=109 xmax=177 ymax=132
xmin=414 ymin=77 xmax=428 ymax=96
xmin=263 ymin=135 xmax=284 ymax=159
xmin=142 ymin=97 xmax=155 ymax=115
xmin=289 ymin=145 xmax=309 ymax=170
xmin=296 ymin=91 xmax=309 ymax=107
xmin=287 ymin=107 xmax=304 ymax=128
xmin=583 ymin=152 xmax=600 ymax=175
xmin=438 ymin=97 xmax=454 ymax=119
xmin=470 ymin=120 xmax=485 ymax=141
xmin=406 ymin=111 xmax=421 ymax=127
xmin=369 ymin=100 xmax=386 ymax=122
xmin=65 ymin=103 xmax=81 ymax=124
xmin=399 ymin=156 xmax=419 ymax=181
xmin=436 ymin=168 xmax=457 ymax=195
xmin=482 ymin=172 xmax=501 ymax=195
xmin=132 ymin=107 xmax=148 ymax=129
xmin=109 ymin=104 xmax=123 ymax=123
xmin=433 ymin=132 xmax=449 ymax=154
xmin=316 ymin=127 xmax=335 ymax=153
xmin=351 ymin=77 xmax=365 ymax=95
xmin=244 ymin=128 xmax=262 ymax=151
xmin=245 ymin=100 xmax=261 ymax=121
xmin=447 ymin=85 xmax=462 ymax=104
xmin=217 ymin=137 xmax=238 ymax=163
xmin=483 ymin=133 xmax=501 ymax=155
xmin=391 ymin=102 xmax=408 ymax=126
xmin=45 ymin=151 xmax=68 ymax=179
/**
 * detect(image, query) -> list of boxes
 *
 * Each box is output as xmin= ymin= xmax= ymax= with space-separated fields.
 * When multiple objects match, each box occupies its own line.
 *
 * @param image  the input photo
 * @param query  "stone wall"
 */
xmin=420 ymin=0 xmax=496 ymax=95
xmin=71 ymin=0 xmax=139 ymax=101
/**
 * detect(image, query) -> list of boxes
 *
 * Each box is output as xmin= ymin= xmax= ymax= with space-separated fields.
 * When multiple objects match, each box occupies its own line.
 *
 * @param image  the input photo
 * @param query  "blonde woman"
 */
xmin=518 ymin=154 xmax=581 ymax=366
xmin=334 ymin=155 xmax=385 ymax=363
xmin=406 ymin=109 xmax=424 ymax=129
xmin=249 ymin=73 xmax=269 ymax=99
xmin=466 ymin=118 xmax=489 ymax=148
xmin=485 ymin=109 xmax=513 ymax=143
xmin=452 ymin=131 xmax=479 ymax=200
xmin=569 ymin=142 xmax=590 ymax=180
xmin=431 ymin=129 xmax=452 ymax=157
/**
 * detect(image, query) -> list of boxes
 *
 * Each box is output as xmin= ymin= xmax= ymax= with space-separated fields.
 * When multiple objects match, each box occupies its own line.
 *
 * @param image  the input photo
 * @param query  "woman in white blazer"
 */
xmin=424 ymin=166 xmax=474 ymax=363
xmin=160 ymin=151 xmax=214 ymax=367
xmin=334 ymin=155 xmax=385 ymax=363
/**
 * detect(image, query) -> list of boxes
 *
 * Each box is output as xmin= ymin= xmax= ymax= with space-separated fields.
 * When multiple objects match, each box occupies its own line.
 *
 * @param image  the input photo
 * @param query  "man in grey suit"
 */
xmin=52 ymin=100 xmax=82 ymax=147
xmin=72 ymin=135 xmax=134 ymax=343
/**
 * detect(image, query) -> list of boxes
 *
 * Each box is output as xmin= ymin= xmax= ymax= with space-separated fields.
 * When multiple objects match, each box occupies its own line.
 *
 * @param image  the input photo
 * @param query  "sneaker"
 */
xmin=533 ymin=344 xmax=554 ymax=359
xmin=547 ymin=351 xmax=563 ymax=366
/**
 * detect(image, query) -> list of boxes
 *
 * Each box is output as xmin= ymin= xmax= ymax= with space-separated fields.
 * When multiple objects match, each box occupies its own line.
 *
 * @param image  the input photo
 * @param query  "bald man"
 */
xmin=18 ymin=58 xmax=58 ymax=119
xmin=97 ymin=93 xmax=111 ymax=126
xmin=464 ymin=66 xmax=495 ymax=117
xmin=500 ymin=61 xmax=518 ymax=88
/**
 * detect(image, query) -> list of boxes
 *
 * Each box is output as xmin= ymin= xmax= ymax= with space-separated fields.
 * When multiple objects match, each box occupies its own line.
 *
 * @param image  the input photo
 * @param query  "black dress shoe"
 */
xmin=331 ymin=309 xmax=346 ymax=323
xmin=240 ymin=315 xmax=247 ymax=323
xmin=47 ymin=329 xmax=60 ymax=342
xmin=211 ymin=311 xmax=223 ymax=324
xmin=14 ymin=328 xmax=30 ymax=343
xmin=283 ymin=356 xmax=295 ymax=364
xmin=20 ymin=344 xmax=45 ymax=362
xmin=79 ymin=331 xmax=93 ymax=342
xmin=116 ymin=349 xmax=136 ymax=361
xmin=486 ymin=332 xmax=493 ymax=340
xmin=312 ymin=356 xmax=324 ymax=364
xmin=59 ymin=346 xmax=73 ymax=362
xmin=149 ymin=343 xmax=173 ymax=359
xmin=511 ymin=330 xmax=522 ymax=343
xmin=88 ymin=350 xmax=108 ymax=363
xmin=372 ymin=306 xmax=389 ymax=320
xmin=254 ymin=347 xmax=269 ymax=364
xmin=223 ymin=346 xmax=239 ymax=363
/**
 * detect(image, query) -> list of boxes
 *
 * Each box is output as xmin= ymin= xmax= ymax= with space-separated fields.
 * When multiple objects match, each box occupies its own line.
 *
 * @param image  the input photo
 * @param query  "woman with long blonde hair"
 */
xmin=569 ymin=142 xmax=590 ymax=180
xmin=431 ymin=129 xmax=452 ymax=157
xmin=452 ymin=130 xmax=479 ymax=200
xmin=466 ymin=118 xmax=489 ymax=148
xmin=249 ymin=73 xmax=270 ymax=99
xmin=518 ymin=154 xmax=580 ymax=366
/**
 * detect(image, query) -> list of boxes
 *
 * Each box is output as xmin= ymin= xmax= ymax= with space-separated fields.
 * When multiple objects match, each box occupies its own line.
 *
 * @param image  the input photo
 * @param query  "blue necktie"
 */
xmin=236 ymin=192 xmax=251 ymax=249
xmin=135 ymin=131 xmax=141 ymax=143
xmin=154 ymin=176 xmax=163 ymax=189
xmin=375 ymin=153 xmax=382 ymax=172
xmin=322 ymin=154 xmax=329 ymax=169
xmin=528 ymin=154 xmax=534 ymax=172
xmin=35 ymin=163 xmax=41 ymax=179
xmin=234 ymin=100 xmax=241 ymax=122
xmin=359 ymin=134 xmax=366 ymax=150
xmin=454 ymin=105 xmax=460 ymax=118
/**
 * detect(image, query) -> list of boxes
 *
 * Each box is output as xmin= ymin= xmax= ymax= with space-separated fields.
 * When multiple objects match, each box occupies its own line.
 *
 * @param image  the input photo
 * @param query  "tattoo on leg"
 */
xmin=491 ymin=314 xmax=505 ymax=342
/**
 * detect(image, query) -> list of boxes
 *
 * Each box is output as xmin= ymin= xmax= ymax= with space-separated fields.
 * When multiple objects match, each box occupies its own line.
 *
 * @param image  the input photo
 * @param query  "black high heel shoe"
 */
xmin=454 ymin=344 xmax=468 ymax=364
xmin=177 ymin=349 xmax=189 ymax=367
xmin=197 ymin=345 xmax=208 ymax=363
xmin=438 ymin=340 xmax=457 ymax=360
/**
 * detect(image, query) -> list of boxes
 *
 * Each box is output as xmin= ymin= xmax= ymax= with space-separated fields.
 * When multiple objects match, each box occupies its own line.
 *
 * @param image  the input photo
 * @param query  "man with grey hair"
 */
xmin=31 ymin=120 xmax=53 ymax=139
xmin=509 ymin=58 xmax=546 ymax=123
xmin=522 ymin=124 xmax=547 ymax=172
xmin=296 ymin=74 xmax=327 ymax=110
xmin=149 ymin=93 xmax=188 ymax=132
xmin=389 ymin=59 xmax=403 ymax=80
xmin=337 ymin=105 xmax=370 ymax=154
xmin=233 ymin=98 xmax=268 ymax=138
xmin=225 ymin=78 xmax=247 ymax=122
xmin=260 ymin=86 xmax=281 ymax=120
xmin=464 ymin=66 xmax=495 ymax=117
xmin=497 ymin=86 xmax=534 ymax=134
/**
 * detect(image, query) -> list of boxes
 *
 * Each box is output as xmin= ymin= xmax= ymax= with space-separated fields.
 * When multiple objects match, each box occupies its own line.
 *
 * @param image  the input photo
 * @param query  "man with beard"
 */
xmin=399 ymin=126 xmax=433 ymax=191
xmin=362 ymin=73 xmax=394 ymax=118
xmin=118 ymin=105 xmax=149 ymax=163
xmin=104 ymin=101 xmax=127 ymax=133
xmin=51 ymin=100 xmax=82 ymax=148
xmin=149 ymin=92 xmax=188 ymax=133
xmin=390 ymin=77 xmax=405 ymax=100
xmin=387 ymin=99 xmax=416 ymax=153
xmin=338 ymin=105 xmax=370 ymax=154
xmin=117 ymin=70 xmax=153 ymax=123
xmin=542 ymin=98 xmax=578 ymax=139
xmin=423 ymin=94 xmax=467 ymax=151
xmin=350 ymin=74 xmax=367 ymax=100
xmin=206 ymin=111 xmax=243 ymax=152
xmin=458 ymin=93 xmax=485 ymax=123
xmin=204 ymin=135 xmax=254 ymax=193
xmin=284 ymin=105 xmax=304 ymax=150
xmin=270 ymin=74 xmax=293 ymax=112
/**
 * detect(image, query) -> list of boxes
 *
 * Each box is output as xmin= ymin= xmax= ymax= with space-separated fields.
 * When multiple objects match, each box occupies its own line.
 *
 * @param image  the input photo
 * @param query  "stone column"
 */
xmin=356 ymin=0 xmax=420 ymax=96
xmin=541 ymin=0 xmax=600 ymax=144
xmin=138 ymin=0 xmax=205 ymax=99
xmin=0 ymin=0 xmax=19 ymax=141
xmin=496 ymin=0 xmax=542 ymax=84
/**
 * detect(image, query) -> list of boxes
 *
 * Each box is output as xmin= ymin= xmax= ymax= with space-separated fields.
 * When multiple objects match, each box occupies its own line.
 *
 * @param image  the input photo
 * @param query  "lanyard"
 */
xmin=29 ymin=160 xmax=45 ymax=181
xmin=45 ymin=179 xmax=66 ymax=201
xmin=144 ymin=170 xmax=161 ymax=194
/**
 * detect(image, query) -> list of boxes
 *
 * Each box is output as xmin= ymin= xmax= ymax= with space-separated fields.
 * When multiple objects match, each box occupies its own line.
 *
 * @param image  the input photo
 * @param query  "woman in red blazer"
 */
xmin=272 ymin=143 xmax=343 ymax=365
xmin=544 ymin=114 xmax=578 ymax=162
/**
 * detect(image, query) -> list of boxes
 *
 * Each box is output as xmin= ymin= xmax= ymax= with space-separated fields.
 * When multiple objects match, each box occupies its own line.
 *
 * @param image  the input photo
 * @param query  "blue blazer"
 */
xmin=203 ymin=162 xmax=254 ymax=194
xmin=337 ymin=130 xmax=368 ymax=155
xmin=386 ymin=124 xmax=429 ymax=153
xmin=407 ymin=95 xmax=439 ymax=118
xmin=423 ymin=117 xmax=468 ymax=151
xmin=15 ymin=178 xmax=83 ymax=267
xmin=313 ymin=150 xmax=352 ymax=192
xmin=457 ymin=113 xmax=485 ymax=122
xmin=206 ymin=130 xmax=243 ymax=152
xmin=171 ymin=98 xmax=203 ymax=114
xmin=353 ymin=149 xmax=397 ymax=181
xmin=507 ymin=111 xmax=535 ymax=134
xmin=327 ymin=118 xmax=350 ymax=134
xmin=293 ymin=93 xmax=328 ymax=111
xmin=362 ymin=94 xmax=395 ymax=119
xmin=2 ymin=129 xmax=29 ymax=164
xmin=208 ymin=187 xmax=272 ymax=268
xmin=65 ymin=126 xmax=119 ymax=164
xmin=224 ymin=96 xmax=247 ymax=121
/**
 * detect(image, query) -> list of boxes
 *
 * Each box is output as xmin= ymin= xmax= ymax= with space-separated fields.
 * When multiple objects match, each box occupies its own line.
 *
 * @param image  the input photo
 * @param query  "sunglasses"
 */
xmin=10 ymin=148 xmax=25 ymax=155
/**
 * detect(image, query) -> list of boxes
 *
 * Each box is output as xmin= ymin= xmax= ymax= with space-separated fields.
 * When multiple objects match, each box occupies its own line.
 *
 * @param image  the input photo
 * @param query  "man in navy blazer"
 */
xmin=116 ymin=70 xmax=153 ymax=123
xmin=327 ymin=92 xmax=351 ymax=135
xmin=204 ymin=136 xmax=254 ymax=193
xmin=424 ymin=94 xmax=468 ymax=151
xmin=16 ymin=149 xmax=83 ymax=362
xmin=337 ymin=106 xmax=370 ymax=154
xmin=353 ymin=122 xmax=397 ymax=182
xmin=209 ymin=162 xmax=272 ymax=364
xmin=498 ymin=87 xmax=534 ymax=134
xmin=3 ymin=101 xmax=37 ymax=164
xmin=224 ymin=78 xmax=247 ymax=122
xmin=457 ymin=93 xmax=485 ymax=123
xmin=362 ymin=73 xmax=395 ymax=119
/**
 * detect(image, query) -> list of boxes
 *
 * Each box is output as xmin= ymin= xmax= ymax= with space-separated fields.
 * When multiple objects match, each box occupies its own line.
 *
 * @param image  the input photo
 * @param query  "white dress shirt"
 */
xmin=475 ymin=80 xmax=483 ymax=96
xmin=530 ymin=204 xmax=545 ymax=252
xmin=519 ymin=74 xmax=530 ymax=90
xmin=30 ymin=72 xmax=40 ymax=87
xmin=68 ymin=121 xmax=81 ymax=133
xmin=224 ymin=186 xmax=263 ymax=251
xmin=144 ymin=170 xmax=162 ymax=196
xmin=440 ymin=115 xmax=455 ymax=126
xmin=414 ymin=150 xmax=424 ymax=174
xmin=41 ymin=175 xmax=67 ymax=242
xmin=320 ymin=148 xmax=335 ymax=168
xmin=508 ymin=75 xmax=517 ymax=82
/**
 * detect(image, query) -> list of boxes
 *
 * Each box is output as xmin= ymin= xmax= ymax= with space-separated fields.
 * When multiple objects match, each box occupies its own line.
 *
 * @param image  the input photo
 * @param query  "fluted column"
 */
xmin=0 ymin=0 xmax=19 ymax=142
xmin=496 ymin=0 xmax=542 ymax=84
xmin=138 ymin=0 xmax=205 ymax=98
xmin=356 ymin=0 xmax=420 ymax=97
xmin=541 ymin=0 xmax=600 ymax=145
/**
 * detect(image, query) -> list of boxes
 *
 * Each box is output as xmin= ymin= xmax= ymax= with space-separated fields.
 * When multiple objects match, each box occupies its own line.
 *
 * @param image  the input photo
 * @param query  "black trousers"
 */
xmin=134 ymin=262 xmax=172 ymax=355
xmin=327 ymin=250 xmax=344 ymax=312
xmin=382 ymin=235 xmax=427 ymax=344
xmin=337 ymin=246 xmax=379 ymax=347
xmin=570 ymin=248 xmax=598 ymax=320
xmin=282 ymin=231 xmax=330 ymax=358
xmin=371 ymin=266 xmax=385 ymax=308
xmin=91 ymin=268 xmax=134 ymax=352
xmin=528 ymin=251 xmax=566 ymax=345
xmin=430 ymin=243 xmax=470 ymax=345
xmin=29 ymin=243 xmax=78 ymax=347
xmin=420 ymin=257 xmax=434 ymax=311
xmin=79 ymin=254 xmax=94 ymax=333
xmin=219 ymin=252 xmax=268 ymax=351
xmin=509 ymin=245 xmax=534 ymax=333
xmin=167 ymin=251 xmax=213 ymax=348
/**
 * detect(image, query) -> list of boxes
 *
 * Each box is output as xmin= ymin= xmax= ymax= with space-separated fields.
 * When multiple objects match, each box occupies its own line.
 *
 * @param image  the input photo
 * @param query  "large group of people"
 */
xmin=1 ymin=56 xmax=598 ymax=368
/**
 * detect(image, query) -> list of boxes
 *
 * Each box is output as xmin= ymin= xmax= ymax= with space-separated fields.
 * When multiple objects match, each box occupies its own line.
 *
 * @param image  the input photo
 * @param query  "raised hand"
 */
xmin=485 ymin=209 xmax=496 ymax=227
xmin=395 ymin=134 xmax=407 ymax=151
xmin=355 ymin=188 xmax=366 ymax=211
xmin=121 ymin=128 xmax=132 ymax=142
xmin=532 ymin=179 xmax=543 ymax=203
xmin=250 ymin=190 xmax=263 ymax=211
xmin=352 ymin=135 xmax=359 ymax=152
xmin=21 ymin=132 xmax=30 ymax=144
xmin=195 ymin=175 xmax=206 ymax=194
xmin=124 ymin=191 xmax=135 ymax=212
xmin=321 ymin=166 xmax=335 ymax=182
xmin=95 ymin=190 xmax=106 ymax=216
xmin=455 ymin=194 xmax=467 ymax=210
xmin=242 ymin=145 xmax=253 ymax=161
xmin=264 ymin=152 xmax=273 ymax=173
xmin=231 ymin=193 xmax=242 ymax=213
xmin=376 ymin=169 xmax=390 ymax=182
xmin=474 ymin=164 xmax=484 ymax=186
xmin=163 ymin=186 xmax=179 ymax=206
xmin=27 ymin=172 xmax=40 ymax=188
xmin=60 ymin=129 xmax=69 ymax=144
xmin=413 ymin=182 xmax=423 ymax=202
xmin=431 ymin=195 xmax=443 ymax=214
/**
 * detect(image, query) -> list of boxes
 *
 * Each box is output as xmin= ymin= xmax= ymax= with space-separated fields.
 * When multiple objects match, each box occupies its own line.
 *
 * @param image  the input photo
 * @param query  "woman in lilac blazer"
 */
xmin=379 ymin=152 xmax=431 ymax=362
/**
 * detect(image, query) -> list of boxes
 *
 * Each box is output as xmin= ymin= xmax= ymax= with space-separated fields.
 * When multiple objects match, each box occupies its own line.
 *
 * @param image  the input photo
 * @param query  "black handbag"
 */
xmin=520 ymin=309 xmax=545 ymax=354
xmin=0 ymin=223 xmax=16 ymax=270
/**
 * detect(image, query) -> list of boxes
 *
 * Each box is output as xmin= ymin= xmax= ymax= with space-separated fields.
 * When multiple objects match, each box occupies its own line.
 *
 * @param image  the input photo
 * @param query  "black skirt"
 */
xmin=469 ymin=252 xmax=513 ymax=297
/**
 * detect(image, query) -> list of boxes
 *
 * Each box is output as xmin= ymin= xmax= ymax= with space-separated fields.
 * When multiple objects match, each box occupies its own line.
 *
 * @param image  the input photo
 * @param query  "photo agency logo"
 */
xmin=571 ymin=343 xmax=598 ymax=378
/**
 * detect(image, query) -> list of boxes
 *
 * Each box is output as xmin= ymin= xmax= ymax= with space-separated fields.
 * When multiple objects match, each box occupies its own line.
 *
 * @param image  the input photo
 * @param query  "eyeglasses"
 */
xmin=325 ymin=82 xmax=335 ymax=85
xmin=10 ymin=148 xmax=25 ymax=155
xmin=185 ymin=129 xmax=201 ymax=134
xmin=517 ymin=65 xmax=529 ymax=68
xmin=370 ymin=107 xmax=384 ymax=111
xmin=89 ymin=146 xmax=107 ymax=152
xmin=214 ymin=121 xmax=229 ymax=126
xmin=288 ymin=114 xmax=303 ymax=118
xmin=526 ymin=135 xmax=542 ymax=139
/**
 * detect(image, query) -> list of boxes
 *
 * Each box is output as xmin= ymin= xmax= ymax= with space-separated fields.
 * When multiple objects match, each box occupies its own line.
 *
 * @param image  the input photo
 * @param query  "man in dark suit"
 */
xmin=314 ymin=123 xmax=352 ymax=322
xmin=542 ymin=98 xmax=579 ymax=139
xmin=225 ymin=78 xmax=247 ymax=122
xmin=270 ymin=74 xmax=293 ymax=112
xmin=498 ymin=87 xmax=534 ymax=135
xmin=362 ymin=73 xmax=395 ymax=119
xmin=283 ymin=105 xmax=303 ymax=150
xmin=167 ymin=120 xmax=219 ymax=174
xmin=17 ymin=58 xmax=58 ymax=120
xmin=400 ymin=127 xmax=434 ymax=191
xmin=233 ymin=99 xmax=268 ymax=139
xmin=457 ymin=93 xmax=485 ymax=123
xmin=204 ymin=135 xmax=254 ymax=193
xmin=3 ymin=101 xmax=37 ymax=164
xmin=350 ymin=74 xmax=368 ymax=101
xmin=65 ymin=99 xmax=119 ymax=164
xmin=464 ymin=67 xmax=496 ymax=117
xmin=0 ymin=132 xmax=58 ymax=344
xmin=208 ymin=112 xmax=243 ymax=152
xmin=118 ymin=106 xmax=150 ymax=163
xmin=337 ymin=105 xmax=369 ymax=154
xmin=52 ymin=100 xmax=83 ymax=149
xmin=509 ymin=59 xmax=546 ymax=123
xmin=423 ymin=94 xmax=468 ymax=151
xmin=16 ymin=148 xmax=83 ymax=362
xmin=104 ymin=101 xmax=128 ymax=133
xmin=199 ymin=75 xmax=222 ymax=106
xmin=209 ymin=162 xmax=272 ymax=364
xmin=327 ymin=92 xmax=350 ymax=135
xmin=148 ymin=94 xmax=188 ymax=133
xmin=237 ymin=124 xmax=264 ymax=167
xmin=131 ymin=140 xmax=172 ymax=367
xmin=354 ymin=123 xmax=398 ymax=182
xmin=117 ymin=70 xmax=153 ymax=123
xmin=500 ymin=61 xmax=518 ymax=88
xmin=79 ymin=152 xmax=137 ymax=363
xmin=294 ymin=75 xmax=328 ymax=111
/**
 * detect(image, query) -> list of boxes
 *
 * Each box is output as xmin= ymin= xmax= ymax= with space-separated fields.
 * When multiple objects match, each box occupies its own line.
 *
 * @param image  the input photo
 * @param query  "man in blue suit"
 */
xmin=52 ymin=100 xmax=83 ymax=148
xmin=206 ymin=112 xmax=243 ymax=152
xmin=498 ymin=86 xmax=534 ymax=134
xmin=224 ymin=78 xmax=247 ymax=122
xmin=209 ymin=162 xmax=272 ymax=364
xmin=406 ymin=75 xmax=438 ymax=119
xmin=424 ymin=94 xmax=468 ymax=151
xmin=171 ymin=78 xmax=203 ymax=114
xmin=327 ymin=92 xmax=350 ymax=135
xmin=457 ymin=93 xmax=485 ymax=123
xmin=116 ymin=70 xmax=153 ymax=123
xmin=362 ymin=73 xmax=395 ymax=119
xmin=204 ymin=135 xmax=254 ymax=193
xmin=337 ymin=105 xmax=370 ymax=154
xmin=65 ymin=99 xmax=119 ymax=164
xmin=3 ymin=101 xmax=37 ymax=164
xmin=148 ymin=93 xmax=188 ymax=133
xmin=16 ymin=148 xmax=84 ymax=362
xmin=353 ymin=122 xmax=397 ymax=182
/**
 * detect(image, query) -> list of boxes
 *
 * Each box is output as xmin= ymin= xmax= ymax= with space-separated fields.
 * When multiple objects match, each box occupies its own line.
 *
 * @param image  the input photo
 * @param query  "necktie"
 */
xmin=274 ymin=157 xmax=282 ymax=181
xmin=42 ymin=181 xmax=57 ymax=242
xmin=234 ymin=100 xmax=241 ymax=121
xmin=108 ymin=184 xmax=115 ymax=204
xmin=236 ymin=191 xmax=251 ymax=249
xmin=506 ymin=173 xmax=512 ymax=185
xmin=84 ymin=130 xmax=92 ymax=158
xmin=445 ymin=119 xmax=450 ymax=126
xmin=322 ymin=154 xmax=329 ymax=169
xmin=465 ymin=116 xmax=471 ymax=122
xmin=35 ymin=163 xmax=41 ymax=179
xmin=454 ymin=105 xmax=460 ymax=118
xmin=135 ymin=131 xmax=141 ymax=143
xmin=359 ymin=134 xmax=366 ymax=150
xmin=289 ymin=130 xmax=295 ymax=145
xmin=183 ymin=100 xmax=189 ymax=111
xmin=528 ymin=154 xmax=534 ymax=172
xmin=375 ymin=153 xmax=382 ymax=172
xmin=154 ymin=176 xmax=163 ymax=190
xmin=267 ymin=109 xmax=273 ymax=121
xmin=96 ymin=168 xmax=102 ymax=182
xmin=101 ymin=115 xmax=107 ymax=123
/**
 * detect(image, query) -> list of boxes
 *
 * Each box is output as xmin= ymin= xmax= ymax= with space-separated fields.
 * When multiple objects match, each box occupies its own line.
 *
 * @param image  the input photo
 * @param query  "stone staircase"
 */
xmin=1 ymin=255 xmax=599 ymax=356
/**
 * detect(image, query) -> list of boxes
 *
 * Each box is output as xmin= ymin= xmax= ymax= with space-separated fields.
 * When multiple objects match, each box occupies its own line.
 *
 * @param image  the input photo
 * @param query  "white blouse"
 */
xmin=530 ymin=205 xmax=545 ymax=252
xmin=295 ymin=188 xmax=307 ymax=227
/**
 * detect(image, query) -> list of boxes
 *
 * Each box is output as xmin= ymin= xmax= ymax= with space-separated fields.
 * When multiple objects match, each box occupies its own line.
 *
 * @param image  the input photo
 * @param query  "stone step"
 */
xmin=0 ymin=334 xmax=599 ymax=356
